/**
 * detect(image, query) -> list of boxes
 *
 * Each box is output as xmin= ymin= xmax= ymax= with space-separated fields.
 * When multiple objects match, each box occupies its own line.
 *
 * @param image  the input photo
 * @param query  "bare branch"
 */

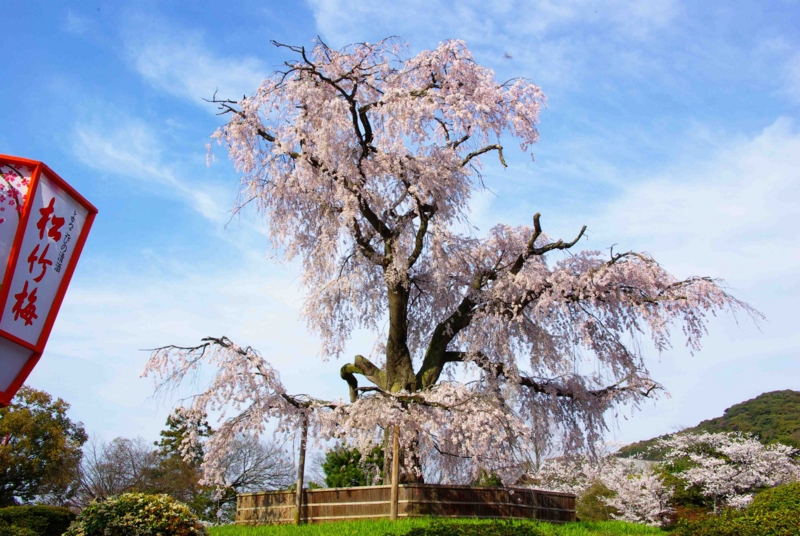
xmin=462 ymin=144 xmax=507 ymax=168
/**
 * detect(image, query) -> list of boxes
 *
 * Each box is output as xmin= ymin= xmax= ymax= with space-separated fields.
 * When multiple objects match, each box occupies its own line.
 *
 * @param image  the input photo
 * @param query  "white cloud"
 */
xmin=304 ymin=0 xmax=679 ymax=94
xmin=122 ymin=19 xmax=267 ymax=106
xmin=307 ymin=0 xmax=677 ymax=46
xmin=72 ymin=115 xmax=229 ymax=223
xmin=594 ymin=117 xmax=800 ymax=283
xmin=29 ymin=252 xmax=369 ymax=440
xmin=587 ymin=118 xmax=800 ymax=442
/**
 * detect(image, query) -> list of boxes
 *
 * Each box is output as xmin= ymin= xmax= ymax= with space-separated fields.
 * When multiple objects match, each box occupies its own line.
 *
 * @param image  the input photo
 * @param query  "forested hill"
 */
xmin=617 ymin=390 xmax=800 ymax=459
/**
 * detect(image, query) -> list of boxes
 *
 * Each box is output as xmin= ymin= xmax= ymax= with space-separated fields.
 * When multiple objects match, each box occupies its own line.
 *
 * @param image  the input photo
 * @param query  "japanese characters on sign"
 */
xmin=1 ymin=171 xmax=89 ymax=343
xmin=0 ymin=155 xmax=96 ymax=406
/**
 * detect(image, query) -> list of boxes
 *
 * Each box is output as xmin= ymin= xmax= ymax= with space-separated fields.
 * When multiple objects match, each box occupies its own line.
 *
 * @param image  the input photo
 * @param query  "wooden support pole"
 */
xmin=390 ymin=424 xmax=400 ymax=521
xmin=294 ymin=415 xmax=308 ymax=525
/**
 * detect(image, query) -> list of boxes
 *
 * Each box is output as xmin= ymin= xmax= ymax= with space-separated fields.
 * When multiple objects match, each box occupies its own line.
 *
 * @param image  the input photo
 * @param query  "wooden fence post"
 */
xmin=390 ymin=424 xmax=400 ymax=521
xmin=294 ymin=415 xmax=308 ymax=525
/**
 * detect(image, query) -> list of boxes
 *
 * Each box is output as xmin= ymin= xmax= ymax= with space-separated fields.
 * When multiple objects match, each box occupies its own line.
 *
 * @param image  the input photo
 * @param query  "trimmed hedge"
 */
xmin=0 ymin=524 xmax=38 ymax=536
xmin=673 ymin=508 xmax=800 ymax=536
xmin=401 ymin=521 xmax=545 ymax=536
xmin=0 ymin=506 xmax=75 ymax=536
xmin=64 ymin=493 xmax=206 ymax=536
xmin=749 ymin=481 xmax=800 ymax=514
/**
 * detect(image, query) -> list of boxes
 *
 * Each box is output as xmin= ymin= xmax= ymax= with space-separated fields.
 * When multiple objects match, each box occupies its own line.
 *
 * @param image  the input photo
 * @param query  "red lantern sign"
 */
xmin=0 ymin=155 xmax=97 ymax=406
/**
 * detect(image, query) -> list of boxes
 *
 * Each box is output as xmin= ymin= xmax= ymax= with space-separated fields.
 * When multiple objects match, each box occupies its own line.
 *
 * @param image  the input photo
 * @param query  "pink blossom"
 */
xmin=144 ymin=38 xmax=759 ymax=490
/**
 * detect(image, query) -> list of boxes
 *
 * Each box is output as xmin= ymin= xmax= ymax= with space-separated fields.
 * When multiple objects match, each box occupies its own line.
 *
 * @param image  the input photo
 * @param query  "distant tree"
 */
xmin=532 ymin=454 xmax=673 ymax=526
xmin=154 ymin=409 xmax=212 ymax=464
xmin=75 ymin=436 xmax=158 ymax=506
xmin=213 ymin=435 xmax=295 ymax=520
xmin=322 ymin=445 xmax=384 ymax=488
xmin=146 ymin=410 xmax=294 ymax=522
xmin=658 ymin=432 xmax=799 ymax=512
xmin=145 ymin=410 xmax=215 ymax=520
xmin=471 ymin=469 xmax=503 ymax=487
xmin=0 ymin=387 xmax=87 ymax=506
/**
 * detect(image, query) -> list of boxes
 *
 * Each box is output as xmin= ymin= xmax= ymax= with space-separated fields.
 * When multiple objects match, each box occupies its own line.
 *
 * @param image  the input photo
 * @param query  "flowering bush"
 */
xmin=64 ymin=493 xmax=207 ymax=536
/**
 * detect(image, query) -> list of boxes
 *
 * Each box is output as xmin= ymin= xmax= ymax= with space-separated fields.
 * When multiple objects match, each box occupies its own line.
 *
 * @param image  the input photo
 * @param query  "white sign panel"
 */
xmin=0 ymin=170 xmax=89 ymax=346
xmin=0 ymin=155 xmax=96 ymax=407
xmin=0 ymin=337 xmax=35 ymax=392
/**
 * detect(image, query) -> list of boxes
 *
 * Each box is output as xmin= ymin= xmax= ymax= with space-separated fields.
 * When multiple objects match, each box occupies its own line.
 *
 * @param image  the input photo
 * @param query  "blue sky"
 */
xmin=3 ymin=0 xmax=799 ymax=451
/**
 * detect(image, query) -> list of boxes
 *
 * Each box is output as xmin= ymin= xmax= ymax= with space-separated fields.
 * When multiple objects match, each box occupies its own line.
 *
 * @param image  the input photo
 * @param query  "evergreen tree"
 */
xmin=322 ymin=445 xmax=384 ymax=488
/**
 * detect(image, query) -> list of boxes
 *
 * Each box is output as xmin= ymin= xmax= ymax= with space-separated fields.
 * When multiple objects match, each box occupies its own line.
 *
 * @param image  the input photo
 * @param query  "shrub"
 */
xmin=576 ymin=480 xmax=619 ymax=522
xmin=748 ymin=481 xmax=800 ymax=514
xmin=64 ymin=493 xmax=207 ymax=536
xmin=401 ymin=520 xmax=545 ymax=536
xmin=471 ymin=469 xmax=504 ymax=488
xmin=0 ymin=506 xmax=75 ymax=536
xmin=673 ymin=508 xmax=800 ymax=536
xmin=663 ymin=505 xmax=711 ymax=529
xmin=0 ymin=523 xmax=38 ymax=536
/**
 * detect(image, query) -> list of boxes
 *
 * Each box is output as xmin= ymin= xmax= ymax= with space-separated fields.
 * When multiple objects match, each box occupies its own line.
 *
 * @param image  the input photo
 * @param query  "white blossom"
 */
xmin=659 ymin=432 xmax=799 ymax=511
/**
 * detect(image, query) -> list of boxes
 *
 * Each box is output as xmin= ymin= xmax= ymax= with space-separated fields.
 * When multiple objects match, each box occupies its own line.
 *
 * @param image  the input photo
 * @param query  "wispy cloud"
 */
xmin=751 ymin=36 xmax=800 ymax=105
xmin=308 ymin=0 xmax=678 ymax=45
xmin=576 ymin=118 xmax=800 ymax=443
xmin=33 ymin=253 xmax=351 ymax=440
xmin=306 ymin=0 xmax=678 ymax=90
xmin=72 ymin=114 xmax=228 ymax=222
xmin=122 ymin=17 xmax=267 ymax=106
xmin=594 ymin=117 xmax=800 ymax=283
xmin=64 ymin=10 xmax=91 ymax=36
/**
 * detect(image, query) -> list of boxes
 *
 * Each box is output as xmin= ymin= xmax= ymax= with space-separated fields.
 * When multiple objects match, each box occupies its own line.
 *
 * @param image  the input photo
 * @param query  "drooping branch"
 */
xmin=442 ymin=351 xmax=662 ymax=401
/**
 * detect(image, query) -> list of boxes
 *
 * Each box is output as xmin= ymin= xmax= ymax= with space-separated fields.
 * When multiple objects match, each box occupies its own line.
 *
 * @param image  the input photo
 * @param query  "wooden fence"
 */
xmin=236 ymin=484 xmax=576 ymax=525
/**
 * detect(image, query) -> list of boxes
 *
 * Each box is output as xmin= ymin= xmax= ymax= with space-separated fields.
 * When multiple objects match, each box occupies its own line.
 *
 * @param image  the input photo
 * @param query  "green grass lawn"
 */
xmin=210 ymin=518 xmax=667 ymax=536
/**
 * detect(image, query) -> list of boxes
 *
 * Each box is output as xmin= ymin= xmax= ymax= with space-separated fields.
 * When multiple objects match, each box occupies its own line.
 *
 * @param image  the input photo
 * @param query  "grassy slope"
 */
xmin=617 ymin=389 xmax=800 ymax=459
xmin=210 ymin=519 xmax=665 ymax=536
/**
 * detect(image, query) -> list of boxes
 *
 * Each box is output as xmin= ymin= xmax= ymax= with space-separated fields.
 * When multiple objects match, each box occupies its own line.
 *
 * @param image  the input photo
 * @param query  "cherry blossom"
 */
xmin=0 ymin=164 xmax=31 ymax=222
xmin=529 ymin=454 xmax=672 ymax=526
xmin=659 ymin=432 xmax=799 ymax=512
xmin=144 ymin=38 xmax=758 ymax=488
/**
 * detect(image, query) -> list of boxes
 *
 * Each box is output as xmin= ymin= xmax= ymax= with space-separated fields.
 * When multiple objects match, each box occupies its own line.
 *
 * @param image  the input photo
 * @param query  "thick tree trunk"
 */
xmin=385 ymin=284 xmax=416 ymax=392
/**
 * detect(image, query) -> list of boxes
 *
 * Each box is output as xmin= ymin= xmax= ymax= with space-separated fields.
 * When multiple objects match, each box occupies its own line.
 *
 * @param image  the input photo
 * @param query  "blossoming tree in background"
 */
xmin=530 ymin=432 xmax=799 ymax=526
xmin=659 ymin=432 xmax=799 ymax=511
xmin=143 ymin=38 xmax=757 ymax=489
xmin=531 ymin=454 xmax=672 ymax=526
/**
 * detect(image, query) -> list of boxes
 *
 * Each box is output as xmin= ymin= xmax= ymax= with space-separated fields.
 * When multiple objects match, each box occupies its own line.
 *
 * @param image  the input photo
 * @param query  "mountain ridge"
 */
xmin=617 ymin=389 xmax=800 ymax=459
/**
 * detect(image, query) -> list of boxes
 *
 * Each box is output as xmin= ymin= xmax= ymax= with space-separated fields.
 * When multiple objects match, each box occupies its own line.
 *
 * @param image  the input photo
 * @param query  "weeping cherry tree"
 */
xmin=143 ymin=37 xmax=757 ymax=487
